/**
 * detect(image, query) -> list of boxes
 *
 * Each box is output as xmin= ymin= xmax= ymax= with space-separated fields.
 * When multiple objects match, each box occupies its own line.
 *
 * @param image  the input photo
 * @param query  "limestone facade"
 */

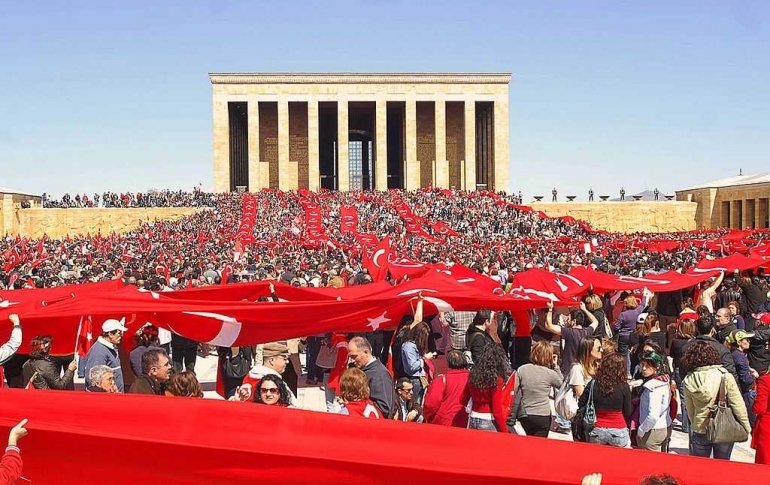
xmin=8 ymin=208 xmax=201 ymax=239
xmin=530 ymin=202 xmax=697 ymax=233
xmin=210 ymin=73 xmax=511 ymax=193
xmin=676 ymin=175 xmax=770 ymax=229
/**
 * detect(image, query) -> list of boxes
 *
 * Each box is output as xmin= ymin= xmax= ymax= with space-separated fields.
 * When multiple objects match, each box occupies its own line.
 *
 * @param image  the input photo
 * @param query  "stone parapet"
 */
xmin=9 ymin=208 xmax=202 ymax=239
xmin=530 ymin=201 xmax=697 ymax=233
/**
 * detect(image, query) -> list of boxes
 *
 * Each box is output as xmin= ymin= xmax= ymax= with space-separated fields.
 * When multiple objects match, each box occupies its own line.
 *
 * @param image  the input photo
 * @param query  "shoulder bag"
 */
xmin=706 ymin=371 xmax=749 ymax=444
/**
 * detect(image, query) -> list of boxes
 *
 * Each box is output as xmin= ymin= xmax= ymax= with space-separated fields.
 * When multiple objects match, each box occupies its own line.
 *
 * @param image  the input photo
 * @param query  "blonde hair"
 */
xmin=584 ymin=294 xmax=603 ymax=312
xmin=624 ymin=296 xmax=639 ymax=309
xmin=340 ymin=368 xmax=370 ymax=402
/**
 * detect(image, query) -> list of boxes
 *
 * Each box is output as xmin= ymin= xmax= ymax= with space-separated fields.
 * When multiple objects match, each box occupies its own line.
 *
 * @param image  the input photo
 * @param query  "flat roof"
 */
xmin=209 ymin=72 xmax=512 ymax=85
xmin=0 ymin=186 xmax=39 ymax=197
xmin=678 ymin=173 xmax=770 ymax=191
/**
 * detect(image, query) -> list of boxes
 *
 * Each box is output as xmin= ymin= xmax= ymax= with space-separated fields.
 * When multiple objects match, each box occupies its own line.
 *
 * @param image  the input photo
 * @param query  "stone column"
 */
xmin=760 ymin=198 xmax=770 ymax=229
xmin=307 ymin=99 xmax=320 ymax=191
xmin=731 ymin=200 xmax=742 ymax=229
xmin=405 ymin=98 xmax=418 ymax=191
xmin=247 ymin=99 xmax=260 ymax=191
xmin=434 ymin=99 xmax=448 ymax=188
xmin=277 ymin=99 xmax=290 ymax=191
xmin=464 ymin=99 xmax=476 ymax=191
xmin=375 ymin=99 xmax=388 ymax=191
xmin=337 ymin=100 xmax=349 ymax=191
xmin=493 ymin=95 xmax=510 ymax=193
xmin=212 ymin=93 xmax=230 ymax=193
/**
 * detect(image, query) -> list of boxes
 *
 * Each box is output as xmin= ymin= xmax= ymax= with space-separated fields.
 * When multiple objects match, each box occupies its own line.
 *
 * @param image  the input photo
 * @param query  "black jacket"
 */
xmin=739 ymin=280 xmax=766 ymax=314
xmin=465 ymin=326 xmax=495 ymax=365
xmin=21 ymin=358 xmax=75 ymax=390
xmin=748 ymin=326 xmax=770 ymax=373
xmin=715 ymin=323 xmax=738 ymax=346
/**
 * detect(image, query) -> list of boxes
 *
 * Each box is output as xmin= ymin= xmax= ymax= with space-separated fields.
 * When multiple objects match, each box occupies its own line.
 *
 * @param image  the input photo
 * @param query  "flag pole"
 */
xmin=74 ymin=315 xmax=84 ymax=359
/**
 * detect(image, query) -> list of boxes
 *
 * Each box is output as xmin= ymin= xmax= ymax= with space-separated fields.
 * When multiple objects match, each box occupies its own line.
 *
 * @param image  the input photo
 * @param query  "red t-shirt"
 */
xmin=345 ymin=400 xmax=381 ymax=419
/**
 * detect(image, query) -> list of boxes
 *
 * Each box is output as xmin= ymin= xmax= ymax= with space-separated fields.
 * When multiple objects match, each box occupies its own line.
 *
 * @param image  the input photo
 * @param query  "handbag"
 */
xmin=315 ymin=344 xmax=338 ymax=369
xmin=582 ymin=380 xmax=597 ymax=433
xmin=706 ymin=371 xmax=749 ymax=444
xmin=555 ymin=377 xmax=579 ymax=421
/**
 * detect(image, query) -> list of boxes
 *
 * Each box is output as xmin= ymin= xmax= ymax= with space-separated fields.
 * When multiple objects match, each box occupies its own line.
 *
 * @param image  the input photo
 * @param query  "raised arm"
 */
xmin=413 ymin=293 xmax=425 ymax=324
xmin=541 ymin=301 xmax=562 ymax=336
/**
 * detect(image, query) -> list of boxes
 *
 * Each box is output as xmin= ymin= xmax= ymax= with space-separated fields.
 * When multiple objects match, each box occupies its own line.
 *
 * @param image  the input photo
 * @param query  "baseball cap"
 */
xmin=637 ymin=312 xmax=649 ymax=325
xmin=102 ymin=318 xmax=128 ymax=333
xmin=727 ymin=330 xmax=755 ymax=345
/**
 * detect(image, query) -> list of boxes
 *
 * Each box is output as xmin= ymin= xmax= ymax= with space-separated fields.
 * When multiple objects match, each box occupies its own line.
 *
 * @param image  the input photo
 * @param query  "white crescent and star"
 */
xmin=367 ymin=312 xmax=391 ymax=330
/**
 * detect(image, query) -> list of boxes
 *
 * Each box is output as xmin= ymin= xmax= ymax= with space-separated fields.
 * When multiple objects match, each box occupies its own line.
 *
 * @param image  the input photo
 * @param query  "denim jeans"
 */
xmin=468 ymin=417 xmax=499 ymax=432
xmin=673 ymin=368 xmax=689 ymax=434
xmin=744 ymin=390 xmax=757 ymax=428
xmin=588 ymin=427 xmax=631 ymax=448
xmin=323 ymin=372 xmax=338 ymax=413
xmin=690 ymin=432 xmax=734 ymax=460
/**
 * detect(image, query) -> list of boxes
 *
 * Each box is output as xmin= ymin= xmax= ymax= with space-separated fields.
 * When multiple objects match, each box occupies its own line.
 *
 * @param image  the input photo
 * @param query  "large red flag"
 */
xmin=363 ymin=236 xmax=390 ymax=282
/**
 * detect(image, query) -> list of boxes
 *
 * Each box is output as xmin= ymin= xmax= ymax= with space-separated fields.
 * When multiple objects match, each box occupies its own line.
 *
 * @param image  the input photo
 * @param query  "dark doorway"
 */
xmin=475 ymin=101 xmax=495 ymax=190
xmin=387 ymin=102 xmax=405 ymax=189
xmin=349 ymin=102 xmax=375 ymax=191
xmin=228 ymin=102 xmax=249 ymax=191
xmin=318 ymin=102 xmax=338 ymax=190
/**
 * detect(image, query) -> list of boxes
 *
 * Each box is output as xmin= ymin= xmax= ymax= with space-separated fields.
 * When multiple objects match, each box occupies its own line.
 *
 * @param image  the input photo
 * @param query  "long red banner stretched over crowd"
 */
xmin=9 ymin=272 xmax=553 ymax=355
xmin=0 ymin=389 xmax=766 ymax=485
xmin=300 ymin=199 xmax=329 ymax=244
xmin=390 ymin=195 xmax=443 ymax=243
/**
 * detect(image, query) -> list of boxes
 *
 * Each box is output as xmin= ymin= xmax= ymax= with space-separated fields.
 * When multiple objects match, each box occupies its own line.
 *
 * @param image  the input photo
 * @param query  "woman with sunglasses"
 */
xmin=636 ymin=351 xmax=673 ymax=451
xmin=253 ymin=374 xmax=294 ymax=408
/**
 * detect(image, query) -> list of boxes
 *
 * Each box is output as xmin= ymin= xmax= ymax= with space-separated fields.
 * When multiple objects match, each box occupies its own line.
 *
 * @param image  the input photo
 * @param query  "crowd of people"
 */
xmin=2 ymin=187 xmax=770 ymax=482
xmin=41 ymin=187 xmax=218 ymax=209
xmin=0 ymin=188 xmax=755 ymax=293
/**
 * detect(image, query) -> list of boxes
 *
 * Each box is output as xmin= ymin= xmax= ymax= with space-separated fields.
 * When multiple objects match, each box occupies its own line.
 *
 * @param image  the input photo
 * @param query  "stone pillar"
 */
xmin=760 ymin=199 xmax=770 ymax=229
xmin=375 ymin=99 xmax=388 ymax=191
xmin=247 ymin=99 xmax=261 ymax=191
xmin=337 ymin=100 xmax=349 ymax=191
xmin=277 ymin=99 xmax=290 ymax=191
xmin=731 ymin=200 xmax=742 ymax=229
xmin=435 ymin=99 xmax=448 ymax=188
xmin=307 ymin=99 xmax=320 ymax=192
xmin=464 ymin=99 xmax=476 ymax=191
xmin=212 ymin=94 xmax=230 ymax=192
xmin=405 ymin=98 xmax=418 ymax=191
xmin=493 ymin=95 xmax=510 ymax=193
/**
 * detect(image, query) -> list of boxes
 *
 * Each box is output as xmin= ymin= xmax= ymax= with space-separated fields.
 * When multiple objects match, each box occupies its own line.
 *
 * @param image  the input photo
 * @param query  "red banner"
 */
xmin=300 ymin=199 xmax=330 ymax=243
xmin=1 ymin=389 xmax=765 ymax=485
xmin=340 ymin=206 xmax=358 ymax=235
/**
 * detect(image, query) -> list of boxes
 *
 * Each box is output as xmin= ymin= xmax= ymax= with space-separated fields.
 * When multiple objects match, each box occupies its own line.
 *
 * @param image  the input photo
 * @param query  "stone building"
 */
xmin=210 ymin=73 xmax=511 ymax=193
xmin=676 ymin=173 xmax=770 ymax=229
xmin=0 ymin=186 xmax=41 ymax=235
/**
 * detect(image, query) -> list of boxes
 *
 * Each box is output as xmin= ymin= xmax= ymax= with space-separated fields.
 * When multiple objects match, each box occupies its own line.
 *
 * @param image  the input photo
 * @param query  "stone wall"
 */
xmin=9 ymin=208 xmax=202 ymax=239
xmin=530 ymin=202 xmax=697 ymax=233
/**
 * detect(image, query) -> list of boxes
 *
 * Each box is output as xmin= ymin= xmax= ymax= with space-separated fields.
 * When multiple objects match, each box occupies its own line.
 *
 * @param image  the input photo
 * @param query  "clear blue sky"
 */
xmin=2 ymin=1 xmax=768 ymax=199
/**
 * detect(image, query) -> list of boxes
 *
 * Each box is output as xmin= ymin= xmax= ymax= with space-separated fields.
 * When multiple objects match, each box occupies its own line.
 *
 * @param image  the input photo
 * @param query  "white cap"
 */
xmin=102 ymin=318 xmax=128 ymax=333
xmin=637 ymin=312 xmax=649 ymax=325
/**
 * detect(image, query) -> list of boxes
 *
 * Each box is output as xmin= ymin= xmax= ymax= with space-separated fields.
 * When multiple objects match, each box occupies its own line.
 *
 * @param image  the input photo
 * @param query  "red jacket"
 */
xmin=469 ymin=376 xmax=509 ymax=432
xmin=423 ymin=369 xmax=471 ymax=427
xmin=753 ymin=374 xmax=770 ymax=464
xmin=0 ymin=448 xmax=22 ymax=485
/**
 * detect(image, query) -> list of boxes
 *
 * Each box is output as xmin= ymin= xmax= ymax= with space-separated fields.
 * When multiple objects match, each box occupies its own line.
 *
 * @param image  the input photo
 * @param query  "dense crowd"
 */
xmin=0 ymin=188 xmax=747 ymax=292
xmin=2 ymin=188 xmax=770 ymax=482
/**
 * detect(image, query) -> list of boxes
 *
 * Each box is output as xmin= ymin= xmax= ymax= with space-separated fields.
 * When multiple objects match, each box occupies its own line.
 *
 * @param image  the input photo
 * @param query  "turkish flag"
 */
xmin=363 ymin=236 xmax=391 ymax=282
xmin=340 ymin=206 xmax=359 ymax=235
xmin=76 ymin=315 xmax=94 ymax=358
xmin=430 ymin=221 xmax=460 ymax=237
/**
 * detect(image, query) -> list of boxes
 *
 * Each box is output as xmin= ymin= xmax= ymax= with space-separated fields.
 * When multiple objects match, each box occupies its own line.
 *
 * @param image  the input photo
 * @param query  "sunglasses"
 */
xmin=260 ymin=387 xmax=280 ymax=395
xmin=399 ymin=388 xmax=414 ymax=393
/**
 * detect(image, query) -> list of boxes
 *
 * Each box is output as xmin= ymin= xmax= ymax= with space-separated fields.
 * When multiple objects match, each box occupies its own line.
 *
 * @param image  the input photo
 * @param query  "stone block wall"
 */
xmin=259 ymin=103 xmax=279 ymax=189
xmin=10 ymin=208 xmax=202 ymax=239
xmin=289 ymin=102 xmax=309 ymax=189
xmin=416 ymin=101 xmax=435 ymax=187
xmin=530 ymin=201 xmax=697 ymax=233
